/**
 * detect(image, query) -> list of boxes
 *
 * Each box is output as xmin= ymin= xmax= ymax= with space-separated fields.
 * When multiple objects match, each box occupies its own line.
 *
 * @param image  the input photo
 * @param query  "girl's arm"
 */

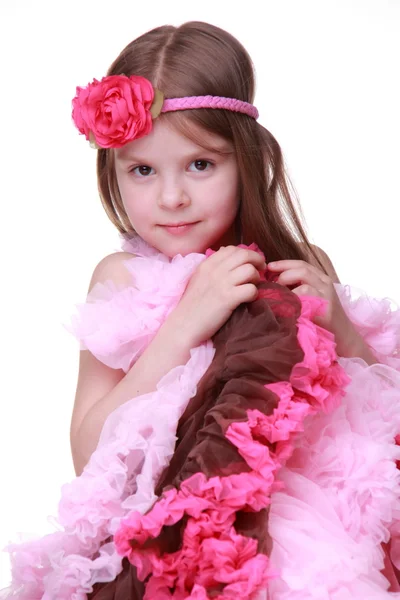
xmin=70 ymin=252 xmax=197 ymax=476
xmin=70 ymin=246 xmax=265 ymax=476
xmin=71 ymin=313 xmax=195 ymax=476
xmin=310 ymin=245 xmax=378 ymax=365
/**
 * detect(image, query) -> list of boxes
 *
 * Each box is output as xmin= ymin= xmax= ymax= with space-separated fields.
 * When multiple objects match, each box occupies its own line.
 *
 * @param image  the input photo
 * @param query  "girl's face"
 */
xmin=114 ymin=119 xmax=240 ymax=257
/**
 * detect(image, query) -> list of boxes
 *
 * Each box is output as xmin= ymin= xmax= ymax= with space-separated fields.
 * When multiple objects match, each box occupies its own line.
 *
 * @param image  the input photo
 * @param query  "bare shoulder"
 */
xmin=87 ymin=251 xmax=136 ymax=293
xmin=301 ymin=243 xmax=340 ymax=283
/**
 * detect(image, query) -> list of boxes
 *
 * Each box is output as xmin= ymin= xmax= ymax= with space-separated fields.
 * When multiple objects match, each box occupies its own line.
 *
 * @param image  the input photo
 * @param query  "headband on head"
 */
xmin=72 ymin=74 xmax=259 ymax=149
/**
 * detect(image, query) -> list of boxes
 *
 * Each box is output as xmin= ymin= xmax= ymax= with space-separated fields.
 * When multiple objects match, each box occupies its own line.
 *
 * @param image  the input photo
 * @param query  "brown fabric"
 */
xmin=88 ymin=282 xmax=304 ymax=599
xmin=90 ymin=559 xmax=145 ymax=598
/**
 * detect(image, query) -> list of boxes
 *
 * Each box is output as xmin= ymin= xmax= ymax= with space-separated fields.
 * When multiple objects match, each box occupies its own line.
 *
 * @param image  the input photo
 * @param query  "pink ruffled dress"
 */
xmin=1 ymin=235 xmax=400 ymax=600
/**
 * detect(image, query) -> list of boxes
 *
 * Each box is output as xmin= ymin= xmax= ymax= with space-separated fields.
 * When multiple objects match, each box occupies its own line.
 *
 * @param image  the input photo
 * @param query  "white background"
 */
xmin=0 ymin=0 xmax=399 ymax=587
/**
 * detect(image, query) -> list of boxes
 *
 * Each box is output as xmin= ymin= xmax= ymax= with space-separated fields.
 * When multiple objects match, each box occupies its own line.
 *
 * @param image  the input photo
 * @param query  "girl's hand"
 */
xmin=267 ymin=259 xmax=357 ymax=356
xmin=170 ymin=246 xmax=266 ymax=347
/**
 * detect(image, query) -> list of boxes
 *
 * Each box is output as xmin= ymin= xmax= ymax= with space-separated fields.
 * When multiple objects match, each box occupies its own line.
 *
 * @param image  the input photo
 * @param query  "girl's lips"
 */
xmin=160 ymin=222 xmax=199 ymax=235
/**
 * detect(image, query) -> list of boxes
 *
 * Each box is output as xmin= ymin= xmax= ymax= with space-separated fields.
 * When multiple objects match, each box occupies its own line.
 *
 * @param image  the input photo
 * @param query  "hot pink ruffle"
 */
xmin=267 ymin=361 xmax=400 ymax=598
xmin=257 ymin=284 xmax=400 ymax=598
xmin=114 ymin=295 xmax=350 ymax=599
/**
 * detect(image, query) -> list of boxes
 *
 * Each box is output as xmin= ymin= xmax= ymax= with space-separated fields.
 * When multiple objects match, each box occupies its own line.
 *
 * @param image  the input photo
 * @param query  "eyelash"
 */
xmin=130 ymin=160 xmax=215 ymax=177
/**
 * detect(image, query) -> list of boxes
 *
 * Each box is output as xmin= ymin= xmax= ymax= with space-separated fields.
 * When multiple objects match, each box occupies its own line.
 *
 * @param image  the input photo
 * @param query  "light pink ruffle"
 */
xmin=4 ymin=344 xmax=214 ymax=600
xmin=2 ymin=242 xmax=214 ymax=600
xmin=65 ymin=237 xmax=205 ymax=372
xmin=267 ymin=358 xmax=400 ymax=598
xmin=336 ymin=283 xmax=400 ymax=371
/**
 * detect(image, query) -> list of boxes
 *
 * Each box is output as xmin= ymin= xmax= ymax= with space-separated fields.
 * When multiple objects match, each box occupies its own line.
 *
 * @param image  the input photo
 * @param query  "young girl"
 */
xmin=3 ymin=20 xmax=400 ymax=600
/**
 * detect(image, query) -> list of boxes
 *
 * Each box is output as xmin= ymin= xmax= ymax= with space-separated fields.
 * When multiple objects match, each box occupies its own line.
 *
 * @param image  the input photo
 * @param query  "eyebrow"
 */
xmin=116 ymin=153 xmax=150 ymax=163
xmin=116 ymin=145 xmax=233 ymax=163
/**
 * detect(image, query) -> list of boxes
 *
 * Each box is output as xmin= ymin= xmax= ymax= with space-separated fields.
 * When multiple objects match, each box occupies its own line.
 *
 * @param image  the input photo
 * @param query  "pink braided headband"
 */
xmin=72 ymin=74 xmax=259 ymax=149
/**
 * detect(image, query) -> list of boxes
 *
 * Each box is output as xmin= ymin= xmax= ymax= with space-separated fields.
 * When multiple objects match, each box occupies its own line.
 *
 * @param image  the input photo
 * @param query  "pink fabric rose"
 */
xmin=72 ymin=75 xmax=154 ymax=148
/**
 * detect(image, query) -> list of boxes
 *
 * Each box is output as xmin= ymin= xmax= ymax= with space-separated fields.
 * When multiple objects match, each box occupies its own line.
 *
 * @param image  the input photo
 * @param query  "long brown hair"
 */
xmin=97 ymin=21 xmax=325 ymax=270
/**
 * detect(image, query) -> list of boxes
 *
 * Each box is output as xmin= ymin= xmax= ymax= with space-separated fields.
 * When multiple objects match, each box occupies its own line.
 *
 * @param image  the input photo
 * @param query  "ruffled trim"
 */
xmin=5 ymin=235 xmax=400 ymax=599
xmin=336 ymin=283 xmax=400 ymax=370
xmin=119 ymin=232 xmax=165 ymax=258
xmin=114 ymin=295 xmax=350 ymax=599
xmin=3 ymin=343 xmax=214 ymax=600
xmin=267 ymin=357 xmax=400 ymax=598
xmin=65 ymin=250 xmax=205 ymax=372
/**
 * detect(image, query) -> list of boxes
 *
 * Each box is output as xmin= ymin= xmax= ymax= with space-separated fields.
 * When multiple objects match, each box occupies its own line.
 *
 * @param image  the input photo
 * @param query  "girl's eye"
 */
xmin=189 ymin=160 xmax=213 ymax=172
xmin=131 ymin=165 xmax=154 ymax=177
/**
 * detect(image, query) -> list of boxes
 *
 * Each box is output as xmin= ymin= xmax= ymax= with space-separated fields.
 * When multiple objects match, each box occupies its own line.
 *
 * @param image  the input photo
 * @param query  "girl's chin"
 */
xmin=162 ymin=244 xmax=208 ymax=258
xmin=154 ymin=237 xmax=213 ymax=257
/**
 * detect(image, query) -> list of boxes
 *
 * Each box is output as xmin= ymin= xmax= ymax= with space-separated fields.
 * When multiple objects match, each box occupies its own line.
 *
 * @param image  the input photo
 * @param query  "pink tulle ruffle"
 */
xmin=4 ymin=344 xmax=214 ymax=600
xmin=65 ymin=241 xmax=205 ymax=372
xmin=3 ymin=239 xmax=215 ymax=600
xmin=267 ymin=356 xmax=400 ymax=598
xmin=336 ymin=283 xmax=400 ymax=371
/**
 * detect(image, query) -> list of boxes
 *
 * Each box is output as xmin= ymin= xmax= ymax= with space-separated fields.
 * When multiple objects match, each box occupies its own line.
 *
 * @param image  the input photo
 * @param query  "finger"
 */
xmin=268 ymin=260 xmax=329 ymax=282
xmin=233 ymin=283 xmax=259 ymax=304
xmin=204 ymin=246 xmax=241 ymax=271
xmin=291 ymin=284 xmax=322 ymax=297
xmin=229 ymin=263 xmax=261 ymax=286
xmin=267 ymin=260 xmax=306 ymax=271
xmin=226 ymin=248 xmax=266 ymax=271
xmin=210 ymin=245 xmax=237 ymax=262
xmin=276 ymin=267 xmax=328 ymax=290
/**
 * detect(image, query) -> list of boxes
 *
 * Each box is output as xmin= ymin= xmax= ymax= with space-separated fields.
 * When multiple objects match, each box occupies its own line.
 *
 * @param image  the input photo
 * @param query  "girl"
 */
xmin=3 ymin=20 xmax=400 ymax=600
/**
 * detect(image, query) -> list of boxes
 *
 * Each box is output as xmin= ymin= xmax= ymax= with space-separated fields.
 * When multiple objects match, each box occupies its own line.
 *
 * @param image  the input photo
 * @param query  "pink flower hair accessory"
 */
xmin=72 ymin=74 xmax=259 ymax=149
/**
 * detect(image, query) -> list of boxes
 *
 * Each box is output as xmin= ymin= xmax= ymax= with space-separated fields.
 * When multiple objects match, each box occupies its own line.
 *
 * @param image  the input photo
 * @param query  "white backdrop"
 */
xmin=0 ymin=0 xmax=399 ymax=586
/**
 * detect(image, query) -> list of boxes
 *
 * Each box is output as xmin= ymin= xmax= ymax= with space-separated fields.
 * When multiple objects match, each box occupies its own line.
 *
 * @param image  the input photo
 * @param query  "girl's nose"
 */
xmin=158 ymin=179 xmax=191 ymax=210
